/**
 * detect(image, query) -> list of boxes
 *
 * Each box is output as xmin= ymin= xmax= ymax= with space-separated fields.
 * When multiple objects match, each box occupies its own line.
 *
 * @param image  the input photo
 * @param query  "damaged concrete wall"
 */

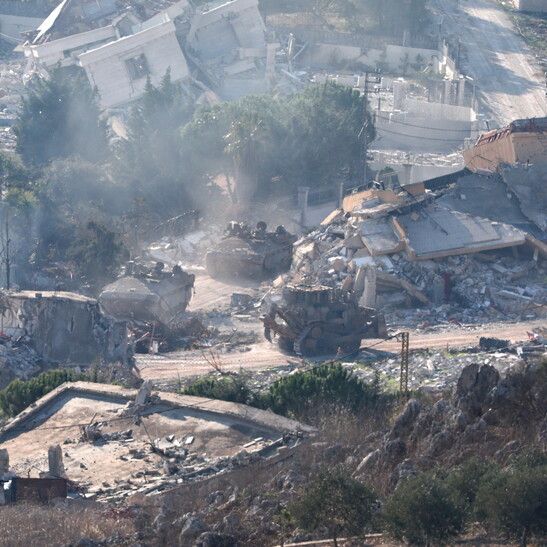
xmin=79 ymin=19 xmax=189 ymax=109
xmin=300 ymin=43 xmax=438 ymax=73
xmin=25 ymin=25 xmax=118 ymax=68
xmin=0 ymin=291 xmax=127 ymax=364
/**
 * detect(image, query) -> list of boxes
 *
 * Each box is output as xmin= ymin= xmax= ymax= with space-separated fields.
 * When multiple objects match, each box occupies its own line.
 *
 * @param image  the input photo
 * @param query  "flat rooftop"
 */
xmin=0 ymin=382 xmax=312 ymax=501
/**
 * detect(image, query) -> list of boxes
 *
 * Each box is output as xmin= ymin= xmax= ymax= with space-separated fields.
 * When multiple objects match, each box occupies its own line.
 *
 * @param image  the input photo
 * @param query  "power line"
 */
xmin=376 ymin=125 xmax=468 ymax=142
xmin=376 ymin=114 xmax=476 ymax=133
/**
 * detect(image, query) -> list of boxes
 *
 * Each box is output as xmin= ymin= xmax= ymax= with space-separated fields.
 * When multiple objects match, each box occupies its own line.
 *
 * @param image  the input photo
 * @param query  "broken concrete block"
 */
xmin=360 ymin=267 xmax=377 ymax=308
xmin=48 ymin=444 xmax=67 ymax=478
xmin=343 ymin=233 xmax=365 ymax=250
xmin=135 ymin=380 xmax=154 ymax=406
xmin=354 ymin=265 xmax=367 ymax=295
xmin=341 ymin=275 xmax=354 ymax=293
xmin=328 ymin=256 xmax=346 ymax=272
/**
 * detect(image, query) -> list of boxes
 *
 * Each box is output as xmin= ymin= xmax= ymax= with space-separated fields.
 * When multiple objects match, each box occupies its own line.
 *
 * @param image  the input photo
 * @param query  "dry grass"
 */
xmin=0 ymin=504 xmax=135 ymax=547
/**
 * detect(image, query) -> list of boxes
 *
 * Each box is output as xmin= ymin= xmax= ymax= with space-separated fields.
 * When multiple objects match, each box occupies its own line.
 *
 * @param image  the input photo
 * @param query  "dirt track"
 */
xmin=137 ymin=321 xmax=544 ymax=382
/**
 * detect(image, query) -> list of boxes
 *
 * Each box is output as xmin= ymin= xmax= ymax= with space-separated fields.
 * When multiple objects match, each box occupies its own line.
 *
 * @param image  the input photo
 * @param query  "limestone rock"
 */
xmin=389 ymin=399 xmax=421 ymax=440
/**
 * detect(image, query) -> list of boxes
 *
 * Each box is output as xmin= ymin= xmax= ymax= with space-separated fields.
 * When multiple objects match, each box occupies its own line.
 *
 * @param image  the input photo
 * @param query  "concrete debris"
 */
xmin=279 ymin=192 xmax=546 ymax=327
xmin=135 ymin=380 xmax=154 ymax=406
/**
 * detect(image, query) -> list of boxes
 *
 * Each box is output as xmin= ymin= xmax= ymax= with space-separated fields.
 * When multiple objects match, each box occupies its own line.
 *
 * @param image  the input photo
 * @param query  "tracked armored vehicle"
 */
xmin=261 ymin=284 xmax=386 ymax=356
xmin=99 ymin=262 xmax=195 ymax=328
xmin=205 ymin=221 xmax=296 ymax=280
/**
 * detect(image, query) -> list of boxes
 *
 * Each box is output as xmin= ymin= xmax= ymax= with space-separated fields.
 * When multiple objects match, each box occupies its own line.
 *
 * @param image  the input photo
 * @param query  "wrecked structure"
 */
xmin=276 ymin=156 xmax=546 ymax=329
xmin=463 ymin=117 xmax=547 ymax=172
xmin=206 ymin=222 xmax=296 ymax=280
xmin=99 ymin=261 xmax=195 ymax=327
xmin=262 ymin=284 xmax=386 ymax=356
xmin=21 ymin=0 xmax=270 ymax=109
xmin=0 ymin=290 xmax=128 ymax=365
xmin=0 ymin=381 xmax=313 ymax=503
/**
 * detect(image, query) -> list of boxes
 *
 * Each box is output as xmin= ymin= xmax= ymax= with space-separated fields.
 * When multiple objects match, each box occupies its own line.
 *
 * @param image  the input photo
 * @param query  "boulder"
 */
xmin=389 ymin=399 xmax=421 ymax=440
xmin=454 ymin=364 xmax=500 ymax=415
xmin=179 ymin=515 xmax=209 ymax=544
xmin=355 ymin=449 xmax=381 ymax=474
xmin=196 ymin=532 xmax=237 ymax=547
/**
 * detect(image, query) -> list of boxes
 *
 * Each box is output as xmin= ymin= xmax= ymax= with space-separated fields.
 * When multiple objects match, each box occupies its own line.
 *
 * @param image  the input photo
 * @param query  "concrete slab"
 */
xmin=397 ymin=206 xmax=526 ymax=259
xmin=501 ymin=163 xmax=547 ymax=232
xmin=359 ymin=219 xmax=403 ymax=256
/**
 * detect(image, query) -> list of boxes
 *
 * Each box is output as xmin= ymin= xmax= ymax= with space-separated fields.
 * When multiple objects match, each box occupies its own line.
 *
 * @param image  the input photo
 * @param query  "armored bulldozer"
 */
xmin=205 ymin=221 xmax=296 ymax=280
xmin=261 ymin=284 xmax=386 ymax=356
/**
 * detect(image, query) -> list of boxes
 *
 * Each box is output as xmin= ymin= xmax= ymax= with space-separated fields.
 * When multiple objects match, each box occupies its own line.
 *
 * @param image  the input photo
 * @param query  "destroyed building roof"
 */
xmin=500 ymin=163 xmax=547 ymax=232
xmin=0 ymin=382 xmax=313 ymax=501
xmin=436 ymin=172 xmax=533 ymax=228
xmin=396 ymin=205 xmax=526 ymax=260
xmin=474 ymin=116 xmax=547 ymax=147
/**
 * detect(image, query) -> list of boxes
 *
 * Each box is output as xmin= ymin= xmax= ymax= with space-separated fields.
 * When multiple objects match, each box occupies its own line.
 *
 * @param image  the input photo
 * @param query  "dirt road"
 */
xmin=430 ymin=0 xmax=546 ymax=125
xmin=136 ymin=318 xmax=545 ymax=383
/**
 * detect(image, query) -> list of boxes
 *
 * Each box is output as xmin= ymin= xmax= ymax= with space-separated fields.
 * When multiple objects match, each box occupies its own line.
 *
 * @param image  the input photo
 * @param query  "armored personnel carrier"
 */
xmin=99 ymin=262 xmax=195 ymax=328
xmin=205 ymin=221 xmax=296 ymax=280
xmin=261 ymin=284 xmax=386 ymax=356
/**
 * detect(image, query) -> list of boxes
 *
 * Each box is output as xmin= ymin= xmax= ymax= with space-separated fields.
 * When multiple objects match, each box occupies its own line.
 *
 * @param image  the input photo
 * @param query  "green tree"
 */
xmin=0 ymin=368 xmax=88 ymax=417
xmin=14 ymin=66 xmax=107 ymax=167
xmin=476 ymin=462 xmax=547 ymax=547
xmin=68 ymin=220 xmax=127 ymax=285
xmin=290 ymin=466 xmax=377 ymax=547
xmin=113 ymin=71 xmax=195 ymax=217
xmin=383 ymin=471 xmax=467 ymax=546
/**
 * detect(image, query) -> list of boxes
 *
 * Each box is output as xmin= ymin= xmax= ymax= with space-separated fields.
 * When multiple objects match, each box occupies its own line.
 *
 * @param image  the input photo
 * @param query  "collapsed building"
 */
xmin=0 ymin=290 xmax=128 ymax=366
xmin=21 ymin=0 xmax=271 ymax=109
xmin=275 ymin=145 xmax=547 ymax=329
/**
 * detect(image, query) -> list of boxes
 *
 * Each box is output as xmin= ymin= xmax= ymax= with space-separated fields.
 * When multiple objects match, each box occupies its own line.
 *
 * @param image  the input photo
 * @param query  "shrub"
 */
xmin=0 ymin=368 xmax=88 ymax=417
xmin=476 ymin=462 xmax=547 ymax=547
xmin=446 ymin=457 xmax=494 ymax=509
xmin=290 ymin=466 xmax=377 ymax=547
xmin=256 ymin=363 xmax=384 ymax=421
xmin=383 ymin=471 xmax=467 ymax=546
xmin=181 ymin=373 xmax=253 ymax=405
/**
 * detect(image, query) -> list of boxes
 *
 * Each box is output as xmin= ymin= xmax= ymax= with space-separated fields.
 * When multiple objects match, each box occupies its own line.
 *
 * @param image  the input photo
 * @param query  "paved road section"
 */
xmin=430 ymin=0 xmax=546 ymax=125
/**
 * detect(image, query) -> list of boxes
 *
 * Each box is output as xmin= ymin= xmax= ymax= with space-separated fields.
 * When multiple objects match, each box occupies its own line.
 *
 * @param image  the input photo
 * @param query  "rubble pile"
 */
xmin=73 ymin=421 xmax=304 ymax=502
xmin=280 ymin=210 xmax=546 ymax=327
xmin=0 ymin=337 xmax=44 ymax=390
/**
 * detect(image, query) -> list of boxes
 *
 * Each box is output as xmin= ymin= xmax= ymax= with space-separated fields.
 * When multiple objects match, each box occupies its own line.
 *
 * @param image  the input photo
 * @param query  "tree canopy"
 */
xmin=14 ymin=66 xmax=108 ymax=167
xmin=290 ymin=466 xmax=377 ymax=547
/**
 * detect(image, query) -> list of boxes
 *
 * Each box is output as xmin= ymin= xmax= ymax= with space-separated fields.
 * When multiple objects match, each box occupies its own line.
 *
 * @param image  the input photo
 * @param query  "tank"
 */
xmin=205 ymin=221 xmax=296 ymax=280
xmin=99 ymin=262 xmax=195 ymax=328
xmin=261 ymin=284 xmax=387 ymax=356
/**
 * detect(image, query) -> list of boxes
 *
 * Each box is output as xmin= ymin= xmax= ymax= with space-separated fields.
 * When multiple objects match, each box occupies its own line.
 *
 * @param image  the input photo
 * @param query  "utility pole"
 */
xmin=358 ymin=69 xmax=381 ymax=189
xmin=363 ymin=71 xmax=368 ymax=188
xmin=399 ymin=332 xmax=410 ymax=401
